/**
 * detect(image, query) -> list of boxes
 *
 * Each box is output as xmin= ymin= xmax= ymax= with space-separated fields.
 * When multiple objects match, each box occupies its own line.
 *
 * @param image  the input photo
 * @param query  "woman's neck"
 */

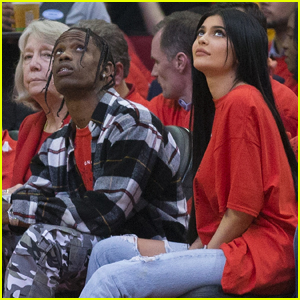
xmin=35 ymin=94 xmax=68 ymax=133
xmin=206 ymin=71 xmax=243 ymax=100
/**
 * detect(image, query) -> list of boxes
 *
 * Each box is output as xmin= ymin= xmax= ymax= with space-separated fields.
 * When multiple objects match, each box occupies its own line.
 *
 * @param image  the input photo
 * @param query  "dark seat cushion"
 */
xmin=180 ymin=285 xmax=293 ymax=298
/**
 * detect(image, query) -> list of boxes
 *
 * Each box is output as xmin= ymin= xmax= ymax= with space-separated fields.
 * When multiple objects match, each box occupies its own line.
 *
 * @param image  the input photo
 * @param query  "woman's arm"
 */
xmin=207 ymin=208 xmax=254 ymax=249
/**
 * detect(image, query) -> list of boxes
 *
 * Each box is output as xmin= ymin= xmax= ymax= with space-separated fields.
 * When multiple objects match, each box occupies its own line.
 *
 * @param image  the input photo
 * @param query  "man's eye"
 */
xmin=76 ymin=45 xmax=84 ymax=51
xmin=54 ymin=49 xmax=63 ymax=56
xmin=42 ymin=52 xmax=52 ymax=59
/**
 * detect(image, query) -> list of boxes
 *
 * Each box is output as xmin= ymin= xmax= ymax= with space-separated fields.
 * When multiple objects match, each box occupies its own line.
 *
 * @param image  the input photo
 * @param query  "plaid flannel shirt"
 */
xmin=11 ymin=89 xmax=188 ymax=242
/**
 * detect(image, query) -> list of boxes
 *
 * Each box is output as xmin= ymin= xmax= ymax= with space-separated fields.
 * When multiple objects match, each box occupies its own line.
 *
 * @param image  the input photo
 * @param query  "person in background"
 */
xmin=283 ymin=6 xmax=298 ymax=159
xmin=4 ymin=27 xmax=188 ymax=298
xmin=79 ymin=8 xmax=297 ymax=298
xmin=260 ymin=2 xmax=297 ymax=94
xmin=77 ymin=19 xmax=151 ymax=102
xmin=3 ymin=20 xmax=71 ymax=195
xmin=39 ymin=2 xmax=111 ymax=25
xmin=282 ymin=4 xmax=298 ymax=96
xmin=107 ymin=2 xmax=210 ymax=36
xmin=147 ymin=10 xmax=201 ymax=128
xmin=2 ymin=2 xmax=14 ymax=30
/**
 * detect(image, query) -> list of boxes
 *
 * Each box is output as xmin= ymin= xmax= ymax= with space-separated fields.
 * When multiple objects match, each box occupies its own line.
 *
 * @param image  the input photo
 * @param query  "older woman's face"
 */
xmin=22 ymin=35 xmax=60 ymax=101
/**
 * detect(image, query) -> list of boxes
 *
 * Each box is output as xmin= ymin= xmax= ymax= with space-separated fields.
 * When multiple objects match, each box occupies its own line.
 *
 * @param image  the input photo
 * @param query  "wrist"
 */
xmin=7 ymin=205 xmax=19 ymax=226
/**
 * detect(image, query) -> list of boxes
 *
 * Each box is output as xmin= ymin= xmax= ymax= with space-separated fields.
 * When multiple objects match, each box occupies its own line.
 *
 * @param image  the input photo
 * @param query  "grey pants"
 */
xmin=4 ymin=224 xmax=101 ymax=298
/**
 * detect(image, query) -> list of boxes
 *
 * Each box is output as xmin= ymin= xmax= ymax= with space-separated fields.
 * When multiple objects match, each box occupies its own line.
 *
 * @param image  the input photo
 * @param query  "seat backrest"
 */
xmin=294 ymin=226 xmax=298 ymax=297
xmin=8 ymin=130 xmax=19 ymax=141
xmin=166 ymin=126 xmax=193 ymax=200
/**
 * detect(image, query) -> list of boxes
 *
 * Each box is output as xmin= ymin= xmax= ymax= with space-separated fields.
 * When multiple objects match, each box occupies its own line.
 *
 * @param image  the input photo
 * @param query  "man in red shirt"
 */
xmin=78 ymin=19 xmax=150 ymax=105
xmin=147 ymin=11 xmax=201 ymax=128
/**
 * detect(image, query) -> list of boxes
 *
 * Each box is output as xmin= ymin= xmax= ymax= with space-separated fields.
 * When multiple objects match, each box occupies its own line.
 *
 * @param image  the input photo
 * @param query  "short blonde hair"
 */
xmin=14 ymin=19 xmax=69 ymax=110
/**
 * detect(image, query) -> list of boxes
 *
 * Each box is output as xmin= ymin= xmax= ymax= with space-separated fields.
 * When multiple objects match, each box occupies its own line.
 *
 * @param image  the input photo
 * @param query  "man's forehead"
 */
xmin=56 ymin=29 xmax=90 ymax=44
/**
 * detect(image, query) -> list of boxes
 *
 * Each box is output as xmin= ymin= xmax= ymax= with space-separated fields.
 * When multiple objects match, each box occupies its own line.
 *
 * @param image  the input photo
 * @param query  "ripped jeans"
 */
xmin=81 ymin=235 xmax=226 ymax=298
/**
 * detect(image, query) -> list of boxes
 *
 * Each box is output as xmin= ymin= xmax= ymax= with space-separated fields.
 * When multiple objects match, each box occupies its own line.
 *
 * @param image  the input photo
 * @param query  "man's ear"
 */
xmin=174 ymin=52 xmax=188 ymax=73
xmin=113 ymin=62 xmax=124 ymax=86
xmin=102 ymin=61 xmax=116 ymax=81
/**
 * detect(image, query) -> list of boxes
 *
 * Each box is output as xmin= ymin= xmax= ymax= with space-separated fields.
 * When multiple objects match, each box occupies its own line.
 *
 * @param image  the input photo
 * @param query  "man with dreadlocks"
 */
xmin=3 ymin=28 xmax=188 ymax=298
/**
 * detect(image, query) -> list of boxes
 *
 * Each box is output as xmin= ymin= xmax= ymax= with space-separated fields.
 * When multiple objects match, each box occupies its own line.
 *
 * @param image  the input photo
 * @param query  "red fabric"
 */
xmin=272 ymin=78 xmax=298 ymax=138
xmin=284 ymin=76 xmax=298 ymax=96
xmin=2 ymin=130 xmax=17 ymax=189
xmin=124 ymin=34 xmax=154 ymax=99
xmin=126 ymin=35 xmax=154 ymax=73
xmin=125 ymin=83 xmax=149 ymax=107
xmin=125 ymin=62 xmax=150 ymax=100
xmin=147 ymin=94 xmax=190 ymax=127
xmin=75 ymin=126 xmax=93 ymax=191
xmin=194 ymin=85 xmax=297 ymax=295
xmin=290 ymin=136 xmax=298 ymax=161
xmin=11 ymin=111 xmax=71 ymax=185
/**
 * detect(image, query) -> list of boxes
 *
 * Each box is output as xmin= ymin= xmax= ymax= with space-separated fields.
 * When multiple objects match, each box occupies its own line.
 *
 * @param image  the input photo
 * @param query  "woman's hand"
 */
xmin=189 ymin=236 xmax=203 ymax=250
xmin=208 ymin=208 xmax=254 ymax=249
xmin=2 ymin=201 xmax=11 ymax=224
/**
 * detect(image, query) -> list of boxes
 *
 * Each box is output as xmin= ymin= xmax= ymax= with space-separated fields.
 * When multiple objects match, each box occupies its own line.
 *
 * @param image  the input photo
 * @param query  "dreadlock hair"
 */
xmin=44 ymin=27 xmax=116 ymax=110
xmin=187 ymin=8 xmax=298 ymax=245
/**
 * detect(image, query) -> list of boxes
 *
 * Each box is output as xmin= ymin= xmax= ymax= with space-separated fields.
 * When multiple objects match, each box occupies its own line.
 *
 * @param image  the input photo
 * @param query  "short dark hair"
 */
xmin=154 ymin=10 xmax=201 ymax=61
xmin=77 ymin=19 xmax=131 ymax=78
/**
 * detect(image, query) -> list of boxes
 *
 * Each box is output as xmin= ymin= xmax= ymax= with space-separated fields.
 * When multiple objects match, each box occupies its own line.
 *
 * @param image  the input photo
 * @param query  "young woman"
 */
xmin=79 ymin=8 xmax=298 ymax=297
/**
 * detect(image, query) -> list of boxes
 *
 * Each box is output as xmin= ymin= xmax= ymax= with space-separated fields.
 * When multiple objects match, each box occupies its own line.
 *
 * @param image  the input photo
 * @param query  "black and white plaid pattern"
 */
xmin=11 ymin=89 xmax=188 ymax=242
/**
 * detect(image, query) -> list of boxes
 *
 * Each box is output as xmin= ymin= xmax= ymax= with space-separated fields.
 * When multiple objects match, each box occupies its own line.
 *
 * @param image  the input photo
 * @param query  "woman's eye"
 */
xmin=214 ymin=30 xmax=225 ymax=37
xmin=24 ymin=54 xmax=32 ymax=61
xmin=42 ymin=52 xmax=52 ymax=59
xmin=197 ymin=30 xmax=205 ymax=37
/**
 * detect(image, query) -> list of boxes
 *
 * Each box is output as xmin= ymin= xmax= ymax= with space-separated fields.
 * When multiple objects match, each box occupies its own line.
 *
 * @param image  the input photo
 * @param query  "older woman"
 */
xmin=4 ymin=20 xmax=70 ymax=193
xmin=2 ymin=20 xmax=70 ymax=290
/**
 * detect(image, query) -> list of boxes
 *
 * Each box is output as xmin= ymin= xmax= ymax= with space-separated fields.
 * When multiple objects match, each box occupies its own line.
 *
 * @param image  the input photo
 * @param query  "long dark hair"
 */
xmin=187 ymin=8 xmax=298 ymax=244
xmin=44 ymin=27 xmax=116 ymax=115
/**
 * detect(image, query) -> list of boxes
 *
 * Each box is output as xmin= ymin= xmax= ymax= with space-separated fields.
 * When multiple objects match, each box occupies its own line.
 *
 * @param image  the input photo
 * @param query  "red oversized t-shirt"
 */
xmin=194 ymin=85 xmax=297 ymax=295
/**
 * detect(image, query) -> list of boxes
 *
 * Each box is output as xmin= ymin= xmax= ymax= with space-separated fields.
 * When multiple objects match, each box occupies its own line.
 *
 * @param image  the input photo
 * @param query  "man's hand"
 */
xmin=2 ymin=3 xmax=15 ymax=31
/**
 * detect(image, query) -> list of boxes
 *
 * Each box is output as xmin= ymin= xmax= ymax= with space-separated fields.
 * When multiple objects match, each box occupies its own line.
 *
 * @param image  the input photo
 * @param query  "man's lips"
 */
xmin=55 ymin=64 xmax=74 ymax=76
